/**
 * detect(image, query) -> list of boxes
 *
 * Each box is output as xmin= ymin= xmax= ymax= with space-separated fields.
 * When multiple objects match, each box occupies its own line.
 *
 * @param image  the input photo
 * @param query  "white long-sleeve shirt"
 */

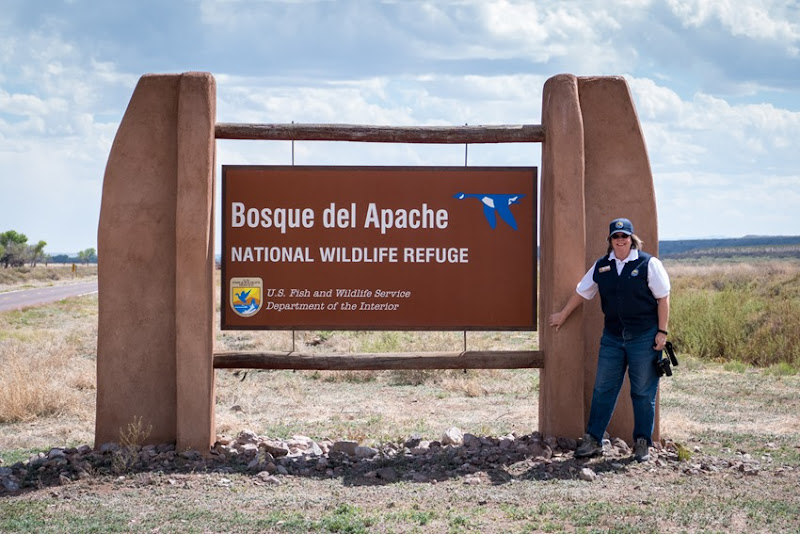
xmin=576 ymin=249 xmax=671 ymax=300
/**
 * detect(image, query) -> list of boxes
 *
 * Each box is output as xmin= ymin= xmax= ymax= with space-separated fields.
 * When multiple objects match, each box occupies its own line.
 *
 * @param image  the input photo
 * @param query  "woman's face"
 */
xmin=610 ymin=233 xmax=632 ymax=257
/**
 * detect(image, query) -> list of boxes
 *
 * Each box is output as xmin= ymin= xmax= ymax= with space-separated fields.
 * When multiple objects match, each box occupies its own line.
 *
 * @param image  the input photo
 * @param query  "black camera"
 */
xmin=656 ymin=341 xmax=679 ymax=377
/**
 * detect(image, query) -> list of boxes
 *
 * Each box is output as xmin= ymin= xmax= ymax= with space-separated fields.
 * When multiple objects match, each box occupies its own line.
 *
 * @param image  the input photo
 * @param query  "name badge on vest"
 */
xmin=631 ymin=269 xmax=640 ymax=277
xmin=598 ymin=265 xmax=611 ymax=273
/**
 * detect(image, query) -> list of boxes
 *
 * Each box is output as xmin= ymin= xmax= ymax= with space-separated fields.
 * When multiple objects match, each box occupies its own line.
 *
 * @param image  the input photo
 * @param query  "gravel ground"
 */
xmin=2 ymin=422 xmax=799 ymax=533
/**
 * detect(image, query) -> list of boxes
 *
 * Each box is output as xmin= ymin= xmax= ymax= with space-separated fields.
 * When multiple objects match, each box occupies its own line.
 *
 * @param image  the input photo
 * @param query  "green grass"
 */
xmin=695 ymin=429 xmax=800 ymax=464
xmin=765 ymin=361 xmax=799 ymax=376
xmin=0 ymin=500 xmax=132 ymax=533
xmin=723 ymin=360 xmax=749 ymax=373
xmin=669 ymin=261 xmax=800 ymax=368
xmin=0 ymin=499 xmax=380 ymax=534
xmin=0 ymin=447 xmax=46 ymax=465
xmin=317 ymin=504 xmax=376 ymax=533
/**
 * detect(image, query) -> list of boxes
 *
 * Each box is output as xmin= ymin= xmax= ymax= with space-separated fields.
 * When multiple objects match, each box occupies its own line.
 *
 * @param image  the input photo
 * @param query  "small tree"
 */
xmin=78 ymin=248 xmax=97 ymax=264
xmin=5 ymin=242 xmax=28 ymax=267
xmin=0 ymin=230 xmax=28 ymax=268
xmin=29 ymin=240 xmax=47 ymax=267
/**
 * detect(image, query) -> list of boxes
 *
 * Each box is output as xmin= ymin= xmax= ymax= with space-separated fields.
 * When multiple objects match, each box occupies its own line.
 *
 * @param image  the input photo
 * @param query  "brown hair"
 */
xmin=607 ymin=233 xmax=644 ymax=254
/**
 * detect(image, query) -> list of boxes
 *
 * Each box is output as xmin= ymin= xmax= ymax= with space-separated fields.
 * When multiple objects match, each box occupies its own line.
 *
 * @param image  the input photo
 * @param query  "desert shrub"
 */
xmin=0 ymin=264 xmax=96 ymax=290
xmin=670 ymin=261 xmax=800 ymax=367
xmin=764 ymin=361 xmax=799 ymax=377
xmin=0 ymin=339 xmax=79 ymax=422
xmin=0 ymin=295 xmax=97 ymax=423
xmin=318 ymin=370 xmax=378 ymax=383
xmin=671 ymin=289 xmax=755 ymax=361
xmin=747 ymin=297 xmax=800 ymax=367
xmin=112 ymin=415 xmax=153 ymax=474
xmin=388 ymin=368 xmax=441 ymax=386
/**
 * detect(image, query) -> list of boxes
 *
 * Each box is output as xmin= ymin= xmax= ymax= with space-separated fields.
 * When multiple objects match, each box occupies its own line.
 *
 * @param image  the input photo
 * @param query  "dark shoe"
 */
xmin=575 ymin=433 xmax=603 ymax=458
xmin=634 ymin=438 xmax=651 ymax=462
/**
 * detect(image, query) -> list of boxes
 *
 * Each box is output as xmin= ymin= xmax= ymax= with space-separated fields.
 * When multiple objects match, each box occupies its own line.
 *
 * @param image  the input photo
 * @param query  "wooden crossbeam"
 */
xmin=215 ymin=123 xmax=544 ymax=144
xmin=213 ymin=350 xmax=543 ymax=370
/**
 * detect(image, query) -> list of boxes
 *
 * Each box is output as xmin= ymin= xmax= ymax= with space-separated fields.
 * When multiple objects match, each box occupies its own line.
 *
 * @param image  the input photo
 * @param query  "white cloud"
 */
xmin=628 ymin=77 xmax=685 ymax=120
xmin=216 ymin=72 xmax=546 ymax=127
xmin=629 ymin=75 xmax=800 ymax=173
xmin=0 ymin=21 xmax=134 ymax=251
xmin=626 ymin=71 xmax=800 ymax=238
xmin=666 ymin=0 xmax=800 ymax=47
xmin=0 ymin=91 xmax=60 ymax=119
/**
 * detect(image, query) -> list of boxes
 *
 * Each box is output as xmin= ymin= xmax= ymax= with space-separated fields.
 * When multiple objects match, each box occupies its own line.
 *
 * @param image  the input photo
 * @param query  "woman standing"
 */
xmin=548 ymin=218 xmax=670 ymax=462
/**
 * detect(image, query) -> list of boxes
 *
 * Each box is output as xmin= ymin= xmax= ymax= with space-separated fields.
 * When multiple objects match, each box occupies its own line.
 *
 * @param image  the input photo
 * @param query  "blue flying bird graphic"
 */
xmin=453 ymin=192 xmax=525 ymax=230
xmin=235 ymin=289 xmax=252 ymax=304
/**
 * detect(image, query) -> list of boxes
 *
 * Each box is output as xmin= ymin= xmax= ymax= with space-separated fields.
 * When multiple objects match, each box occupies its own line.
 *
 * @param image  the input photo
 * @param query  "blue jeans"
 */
xmin=586 ymin=327 xmax=660 ymax=445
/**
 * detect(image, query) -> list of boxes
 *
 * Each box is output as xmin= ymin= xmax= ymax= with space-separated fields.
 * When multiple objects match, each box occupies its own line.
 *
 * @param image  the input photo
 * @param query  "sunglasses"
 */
xmin=611 ymin=233 xmax=630 ymax=240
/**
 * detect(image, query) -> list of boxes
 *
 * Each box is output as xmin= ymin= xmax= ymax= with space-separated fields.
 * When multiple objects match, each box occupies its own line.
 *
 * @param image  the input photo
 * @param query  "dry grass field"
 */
xmin=0 ymin=263 xmax=97 ymax=293
xmin=1 ymin=261 xmax=799 ymax=532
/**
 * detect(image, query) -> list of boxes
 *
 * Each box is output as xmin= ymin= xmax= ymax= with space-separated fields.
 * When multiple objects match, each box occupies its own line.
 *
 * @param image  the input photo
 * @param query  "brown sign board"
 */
xmin=221 ymin=166 xmax=537 ymax=330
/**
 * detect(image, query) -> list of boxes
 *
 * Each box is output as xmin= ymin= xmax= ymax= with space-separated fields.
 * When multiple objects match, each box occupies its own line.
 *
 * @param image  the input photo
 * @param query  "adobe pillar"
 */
xmin=96 ymin=72 xmax=216 ymax=452
xmin=539 ymin=74 xmax=660 ymax=443
xmin=539 ymin=74 xmax=587 ymax=439
xmin=578 ymin=76 xmax=660 ymax=443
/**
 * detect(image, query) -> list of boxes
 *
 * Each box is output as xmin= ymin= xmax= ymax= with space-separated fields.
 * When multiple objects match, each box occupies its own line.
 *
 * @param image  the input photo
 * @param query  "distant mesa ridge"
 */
xmin=658 ymin=235 xmax=800 ymax=259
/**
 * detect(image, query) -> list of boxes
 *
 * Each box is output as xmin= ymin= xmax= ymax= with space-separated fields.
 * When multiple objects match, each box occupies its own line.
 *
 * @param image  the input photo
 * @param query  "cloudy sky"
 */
xmin=2 ymin=0 xmax=798 ymax=254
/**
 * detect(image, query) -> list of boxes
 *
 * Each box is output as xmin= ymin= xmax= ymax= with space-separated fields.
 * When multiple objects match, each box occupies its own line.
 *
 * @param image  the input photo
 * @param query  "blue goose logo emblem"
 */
xmin=453 ymin=192 xmax=525 ymax=230
xmin=230 ymin=277 xmax=263 ymax=317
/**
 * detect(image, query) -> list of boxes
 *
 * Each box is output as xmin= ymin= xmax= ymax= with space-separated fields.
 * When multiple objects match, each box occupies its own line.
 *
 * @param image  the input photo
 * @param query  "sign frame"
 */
xmin=221 ymin=165 xmax=537 ymax=331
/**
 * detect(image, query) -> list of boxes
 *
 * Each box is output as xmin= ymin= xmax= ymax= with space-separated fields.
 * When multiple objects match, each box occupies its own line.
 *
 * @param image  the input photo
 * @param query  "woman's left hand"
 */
xmin=653 ymin=332 xmax=667 ymax=351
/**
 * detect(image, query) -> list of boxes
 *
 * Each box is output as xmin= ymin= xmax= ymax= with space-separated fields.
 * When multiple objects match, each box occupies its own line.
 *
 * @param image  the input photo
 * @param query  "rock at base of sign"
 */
xmin=442 ymin=427 xmax=464 ymax=446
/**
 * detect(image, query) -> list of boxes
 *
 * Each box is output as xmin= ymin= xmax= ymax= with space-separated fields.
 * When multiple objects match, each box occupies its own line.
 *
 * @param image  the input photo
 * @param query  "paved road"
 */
xmin=0 ymin=281 xmax=98 ymax=312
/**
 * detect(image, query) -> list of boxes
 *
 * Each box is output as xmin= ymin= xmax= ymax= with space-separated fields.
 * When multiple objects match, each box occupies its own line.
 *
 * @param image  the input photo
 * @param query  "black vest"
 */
xmin=592 ymin=251 xmax=658 ymax=336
